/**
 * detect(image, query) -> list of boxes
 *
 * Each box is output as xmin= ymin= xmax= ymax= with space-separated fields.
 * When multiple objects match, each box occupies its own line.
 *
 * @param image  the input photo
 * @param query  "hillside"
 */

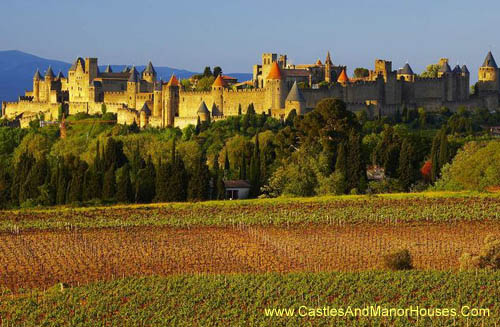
xmin=0 ymin=50 xmax=252 ymax=103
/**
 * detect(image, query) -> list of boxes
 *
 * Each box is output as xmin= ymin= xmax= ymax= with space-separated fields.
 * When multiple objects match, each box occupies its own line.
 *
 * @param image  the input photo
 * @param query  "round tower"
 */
xmin=265 ymin=61 xmax=285 ymax=115
xmin=212 ymin=75 xmax=226 ymax=115
xmin=164 ymin=75 xmax=180 ymax=127
xmin=45 ymin=66 xmax=55 ymax=101
xmin=127 ymin=66 xmax=138 ymax=108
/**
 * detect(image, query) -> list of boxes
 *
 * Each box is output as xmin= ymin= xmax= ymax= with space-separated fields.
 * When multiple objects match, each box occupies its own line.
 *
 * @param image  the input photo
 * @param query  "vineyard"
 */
xmin=0 ymin=192 xmax=499 ymax=232
xmin=0 ymin=192 xmax=499 ymax=325
xmin=1 ymin=272 xmax=499 ymax=326
xmin=1 ymin=222 xmax=499 ymax=292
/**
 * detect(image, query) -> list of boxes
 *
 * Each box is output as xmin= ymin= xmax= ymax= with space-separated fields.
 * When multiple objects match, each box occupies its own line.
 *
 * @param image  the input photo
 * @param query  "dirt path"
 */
xmin=1 ymin=222 xmax=498 ymax=291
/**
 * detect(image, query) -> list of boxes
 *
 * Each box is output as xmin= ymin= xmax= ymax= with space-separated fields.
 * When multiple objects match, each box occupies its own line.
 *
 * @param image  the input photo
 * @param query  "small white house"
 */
xmin=224 ymin=180 xmax=251 ymax=200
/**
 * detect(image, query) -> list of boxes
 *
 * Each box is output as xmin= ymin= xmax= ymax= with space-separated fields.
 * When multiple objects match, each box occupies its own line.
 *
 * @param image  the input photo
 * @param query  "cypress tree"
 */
xmin=249 ymin=134 xmax=261 ymax=197
xmin=346 ymin=130 xmax=365 ymax=192
xmin=102 ymin=164 xmax=116 ymax=201
xmin=224 ymin=149 xmax=230 ymax=174
xmin=135 ymin=157 xmax=156 ymax=203
xmin=116 ymin=163 xmax=133 ymax=203
xmin=438 ymin=129 xmax=449 ymax=170
xmin=430 ymin=133 xmax=440 ymax=183
xmin=11 ymin=152 xmax=35 ymax=206
xmin=56 ymin=162 xmax=69 ymax=205
xmin=0 ymin=169 xmax=11 ymax=208
xmin=398 ymin=139 xmax=414 ymax=191
xmin=213 ymin=154 xmax=225 ymax=200
xmin=239 ymin=153 xmax=247 ymax=180
xmin=188 ymin=152 xmax=210 ymax=201
xmin=168 ymin=153 xmax=187 ymax=201
xmin=334 ymin=142 xmax=348 ymax=195
xmin=155 ymin=158 xmax=171 ymax=202
xmin=68 ymin=159 xmax=87 ymax=203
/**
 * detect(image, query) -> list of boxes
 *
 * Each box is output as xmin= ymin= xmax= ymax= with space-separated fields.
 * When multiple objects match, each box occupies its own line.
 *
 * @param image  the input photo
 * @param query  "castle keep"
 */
xmin=2 ymin=51 xmax=500 ymax=128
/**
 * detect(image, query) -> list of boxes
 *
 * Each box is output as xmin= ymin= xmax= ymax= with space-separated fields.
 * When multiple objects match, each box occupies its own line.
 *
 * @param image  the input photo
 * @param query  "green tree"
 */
xmin=353 ymin=67 xmax=369 ymax=78
xmin=188 ymin=152 xmax=210 ymax=201
xmin=116 ymin=163 xmax=133 ymax=203
xmin=334 ymin=142 xmax=348 ymax=195
xmin=102 ymin=164 xmax=116 ymax=201
xmin=135 ymin=157 xmax=156 ymax=203
xmin=420 ymin=64 xmax=440 ymax=78
xmin=101 ymin=103 xmax=107 ymax=115
xmin=213 ymin=66 xmax=222 ymax=77
xmin=249 ymin=134 xmax=261 ymax=197
xmin=203 ymin=66 xmax=212 ymax=77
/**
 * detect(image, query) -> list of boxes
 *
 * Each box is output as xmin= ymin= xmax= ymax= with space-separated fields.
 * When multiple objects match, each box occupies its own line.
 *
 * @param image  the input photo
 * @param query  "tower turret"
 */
xmin=197 ymin=101 xmax=210 ymax=123
xmin=478 ymin=51 xmax=499 ymax=85
xmin=337 ymin=69 xmax=349 ymax=84
xmin=285 ymin=81 xmax=306 ymax=116
xmin=142 ymin=61 xmax=157 ymax=83
xmin=139 ymin=103 xmax=151 ymax=128
xmin=397 ymin=63 xmax=415 ymax=82
xmin=33 ymin=69 xmax=42 ymax=101
xmin=153 ymin=79 xmax=163 ymax=118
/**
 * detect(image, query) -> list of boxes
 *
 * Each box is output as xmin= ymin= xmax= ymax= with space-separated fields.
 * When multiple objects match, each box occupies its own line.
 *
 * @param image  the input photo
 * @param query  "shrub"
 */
xmin=383 ymin=249 xmax=413 ymax=270
xmin=460 ymin=235 xmax=500 ymax=270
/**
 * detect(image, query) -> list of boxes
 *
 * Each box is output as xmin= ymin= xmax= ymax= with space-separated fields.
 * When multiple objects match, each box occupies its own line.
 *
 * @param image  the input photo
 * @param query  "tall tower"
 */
xmin=84 ymin=58 xmax=98 ymax=85
xmin=325 ymin=51 xmax=333 ymax=83
xmin=33 ymin=69 xmax=42 ymax=101
xmin=266 ymin=61 xmax=285 ymax=113
xmin=127 ymin=66 xmax=138 ymax=109
xmin=212 ymin=75 xmax=226 ymax=116
xmin=164 ymin=75 xmax=179 ymax=127
xmin=142 ymin=61 xmax=157 ymax=84
xmin=153 ymin=80 xmax=163 ymax=118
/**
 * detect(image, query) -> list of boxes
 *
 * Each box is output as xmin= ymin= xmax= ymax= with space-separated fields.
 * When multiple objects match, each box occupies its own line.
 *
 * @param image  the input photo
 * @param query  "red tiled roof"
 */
xmin=266 ymin=61 xmax=282 ymax=80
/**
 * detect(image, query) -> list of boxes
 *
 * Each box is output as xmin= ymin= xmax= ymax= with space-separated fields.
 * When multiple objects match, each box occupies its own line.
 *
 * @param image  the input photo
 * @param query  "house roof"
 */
xmin=461 ymin=65 xmax=469 ymax=74
xmin=452 ymin=65 xmax=462 ymax=74
xmin=224 ymin=180 xmax=251 ymax=188
xmin=316 ymin=59 xmax=323 ymax=66
xmin=286 ymin=81 xmax=306 ymax=102
xmin=56 ymin=71 xmax=65 ymax=79
xmin=266 ymin=61 xmax=282 ymax=80
xmin=337 ymin=69 xmax=348 ymax=83
xmin=104 ymin=65 xmax=113 ymax=73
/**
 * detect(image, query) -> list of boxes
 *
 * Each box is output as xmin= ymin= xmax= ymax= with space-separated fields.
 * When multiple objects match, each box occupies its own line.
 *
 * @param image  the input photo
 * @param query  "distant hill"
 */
xmin=0 ymin=50 xmax=252 ymax=103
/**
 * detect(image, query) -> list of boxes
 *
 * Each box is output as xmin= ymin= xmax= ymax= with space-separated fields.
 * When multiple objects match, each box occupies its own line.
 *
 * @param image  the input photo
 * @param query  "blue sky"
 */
xmin=1 ymin=0 xmax=499 ymax=78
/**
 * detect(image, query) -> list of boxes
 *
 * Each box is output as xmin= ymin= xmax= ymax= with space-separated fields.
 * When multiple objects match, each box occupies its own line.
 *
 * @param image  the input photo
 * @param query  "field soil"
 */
xmin=1 ymin=221 xmax=499 ymax=292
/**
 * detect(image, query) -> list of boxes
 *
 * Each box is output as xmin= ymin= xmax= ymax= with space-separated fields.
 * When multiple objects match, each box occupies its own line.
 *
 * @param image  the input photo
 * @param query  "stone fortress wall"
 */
xmin=3 ymin=51 xmax=500 ymax=129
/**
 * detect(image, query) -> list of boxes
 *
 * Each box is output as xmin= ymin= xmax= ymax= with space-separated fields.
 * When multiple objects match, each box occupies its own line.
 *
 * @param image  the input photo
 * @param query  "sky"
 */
xmin=1 ymin=0 xmax=499 ymax=78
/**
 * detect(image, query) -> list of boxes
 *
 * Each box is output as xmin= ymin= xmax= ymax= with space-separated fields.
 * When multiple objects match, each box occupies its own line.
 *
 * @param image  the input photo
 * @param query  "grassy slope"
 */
xmin=0 ymin=191 xmax=499 ymax=232
xmin=1 ymin=271 xmax=499 ymax=327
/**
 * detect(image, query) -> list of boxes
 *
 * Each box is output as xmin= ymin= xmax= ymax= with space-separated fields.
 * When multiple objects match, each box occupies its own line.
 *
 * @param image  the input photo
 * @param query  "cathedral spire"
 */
xmin=325 ymin=51 xmax=333 ymax=65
